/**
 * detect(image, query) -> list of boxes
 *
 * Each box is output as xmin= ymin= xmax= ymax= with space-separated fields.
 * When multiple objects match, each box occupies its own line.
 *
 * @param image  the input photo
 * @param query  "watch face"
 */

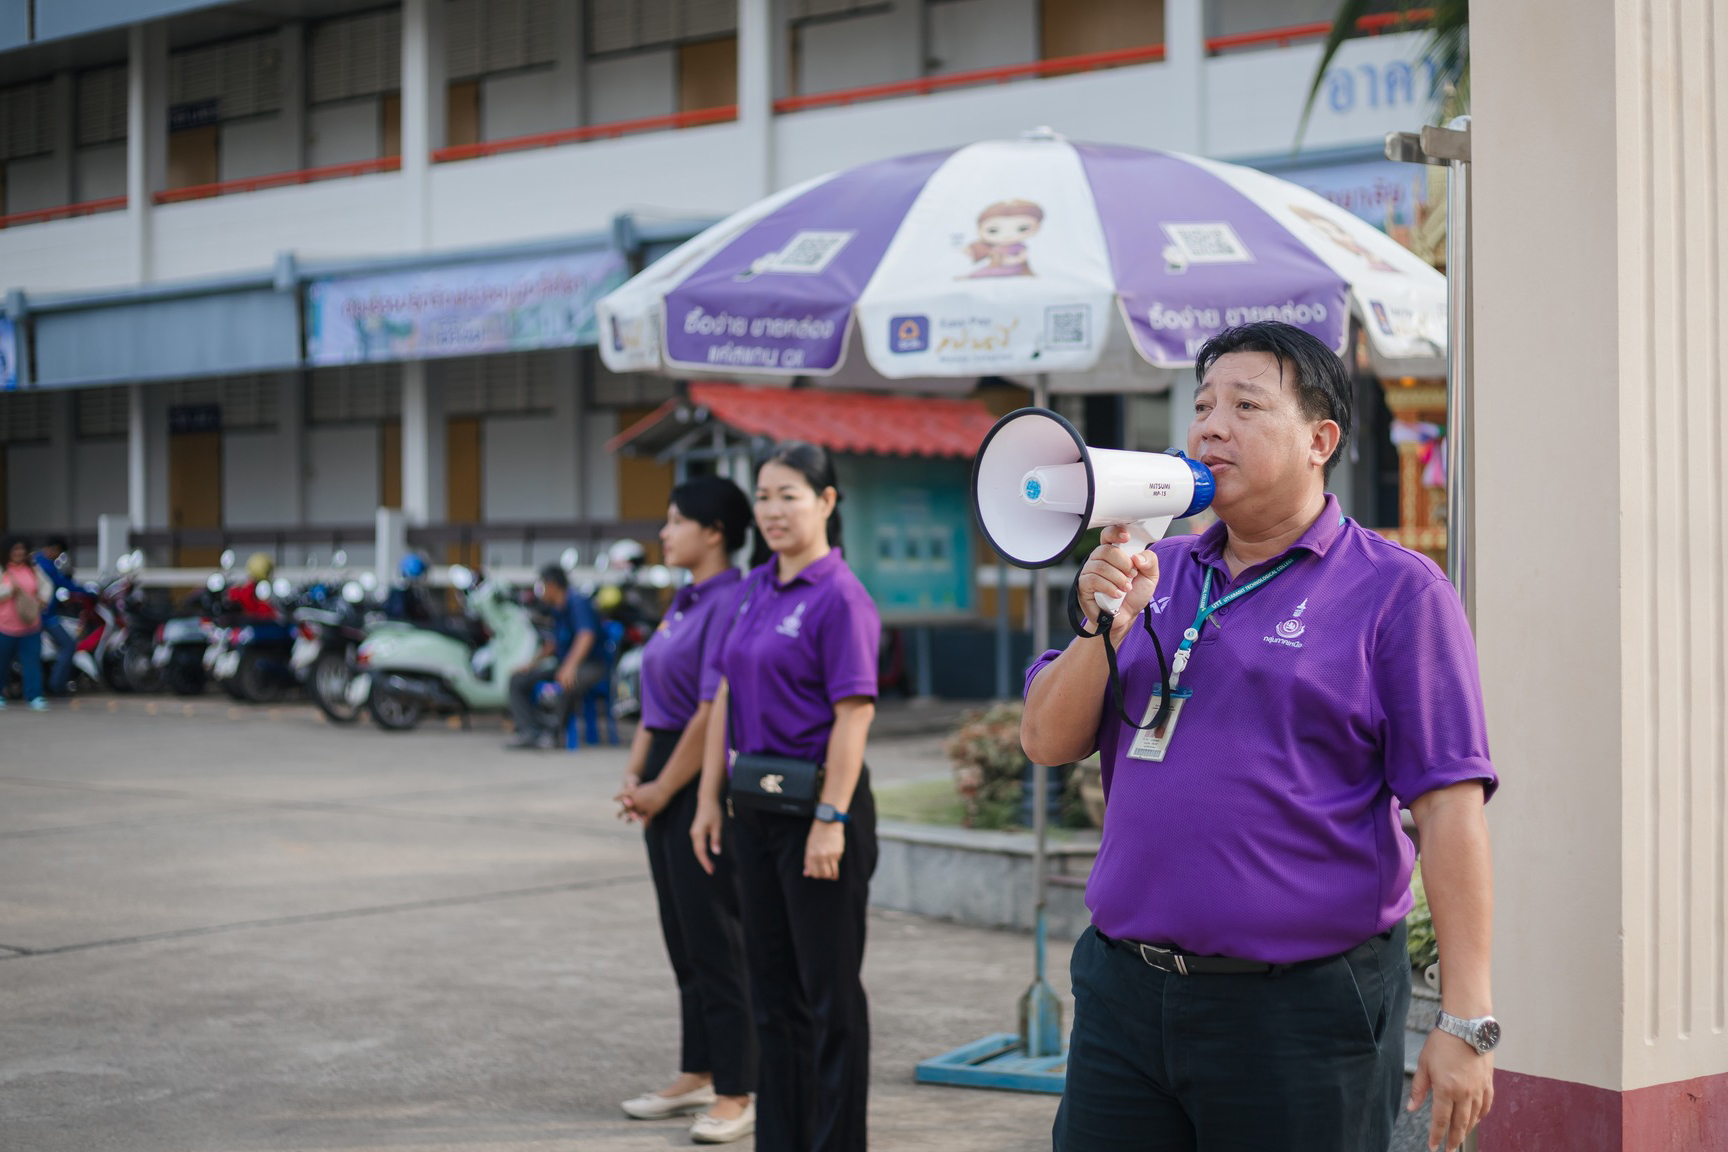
xmin=1475 ymin=1019 xmax=1501 ymax=1052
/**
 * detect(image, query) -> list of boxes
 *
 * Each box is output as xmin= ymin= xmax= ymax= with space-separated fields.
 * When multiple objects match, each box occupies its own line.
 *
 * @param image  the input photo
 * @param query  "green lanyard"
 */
xmin=1168 ymin=556 xmax=1298 ymax=689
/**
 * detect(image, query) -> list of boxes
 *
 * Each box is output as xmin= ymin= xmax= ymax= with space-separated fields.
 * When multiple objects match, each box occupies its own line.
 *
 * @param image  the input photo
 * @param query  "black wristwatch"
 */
xmin=814 ymin=803 xmax=849 ymax=825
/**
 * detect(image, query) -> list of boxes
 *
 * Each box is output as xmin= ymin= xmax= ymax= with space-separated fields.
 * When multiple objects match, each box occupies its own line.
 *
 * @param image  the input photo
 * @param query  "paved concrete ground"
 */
xmin=0 ymin=701 xmax=1065 ymax=1151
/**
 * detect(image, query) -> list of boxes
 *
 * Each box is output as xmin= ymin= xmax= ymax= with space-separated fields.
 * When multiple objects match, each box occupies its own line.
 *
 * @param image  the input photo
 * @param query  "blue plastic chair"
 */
xmin=563 ymin=620 xmax=623 ymax=750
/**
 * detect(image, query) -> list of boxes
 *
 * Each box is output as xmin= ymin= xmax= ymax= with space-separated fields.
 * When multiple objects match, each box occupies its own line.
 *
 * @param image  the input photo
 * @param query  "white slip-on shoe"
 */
xmin=690 ymin=1101 xmax=755 ymax=1144
xmin=620 ymin=1085 xmax=717 ymax=1120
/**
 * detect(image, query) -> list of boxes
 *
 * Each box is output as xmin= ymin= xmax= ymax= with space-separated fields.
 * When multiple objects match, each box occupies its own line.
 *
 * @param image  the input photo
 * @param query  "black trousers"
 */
xmin=640 ymin=728 xmax=757 ymax=1097
xmin=1054 ymin=920 xmax=1411 ymax=1152
xmin=731 ymin=772 xmax=877 ymax=1152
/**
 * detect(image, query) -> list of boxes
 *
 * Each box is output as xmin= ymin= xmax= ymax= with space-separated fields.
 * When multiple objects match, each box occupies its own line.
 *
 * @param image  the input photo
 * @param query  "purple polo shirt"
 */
xmin=1026 ymin=494 xmax=1497 ymax=964
xmin=710 ymin=550 xmax=880 ymax=764
xmin=638 ymin=567 xmax=743 ymax=732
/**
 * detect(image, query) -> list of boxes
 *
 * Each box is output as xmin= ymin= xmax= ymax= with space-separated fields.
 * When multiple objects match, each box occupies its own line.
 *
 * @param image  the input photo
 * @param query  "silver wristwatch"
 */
xmin=1435 ymin=1010 xmax=1501 ymax=1055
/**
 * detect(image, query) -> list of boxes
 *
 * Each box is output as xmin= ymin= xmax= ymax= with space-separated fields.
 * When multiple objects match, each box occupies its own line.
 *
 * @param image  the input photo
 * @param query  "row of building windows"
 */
xmin=0 ymin=351 xmax=620 ymax=444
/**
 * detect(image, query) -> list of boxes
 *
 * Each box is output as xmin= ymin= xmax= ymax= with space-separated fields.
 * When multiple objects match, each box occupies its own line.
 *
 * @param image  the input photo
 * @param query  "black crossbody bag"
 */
xmin=720 ymin=570 xmax=825 ymax=819
xmin=729 ymin=751 xmax=825 ymax=818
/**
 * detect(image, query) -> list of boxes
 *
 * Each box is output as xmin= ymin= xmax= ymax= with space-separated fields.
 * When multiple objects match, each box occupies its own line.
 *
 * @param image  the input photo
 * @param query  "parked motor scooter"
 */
xmin=295 ymin=579 xmax=401 ymax=723
xmin=353 ymin=566 xmax=538 ymax=731
xmin=208 ymin=575 xmax=301 ymax=704
xmin=109 ymin=571 xmax=169 ymax=693
xmin=155 ymin=573 xmax=226 ymax=696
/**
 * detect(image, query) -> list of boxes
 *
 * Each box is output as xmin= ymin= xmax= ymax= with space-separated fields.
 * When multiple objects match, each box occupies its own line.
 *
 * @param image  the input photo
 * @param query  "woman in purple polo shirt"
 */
xmin=691 ymin=441 xmax=881 ymax=1152
xmin=614 ymin=475 xmax=758 ymax=1145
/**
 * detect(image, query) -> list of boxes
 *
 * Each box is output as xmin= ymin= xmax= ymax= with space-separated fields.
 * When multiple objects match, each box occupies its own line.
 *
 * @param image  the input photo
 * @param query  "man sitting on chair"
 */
xmin=506 ymin=565 xmax=605 ymax=750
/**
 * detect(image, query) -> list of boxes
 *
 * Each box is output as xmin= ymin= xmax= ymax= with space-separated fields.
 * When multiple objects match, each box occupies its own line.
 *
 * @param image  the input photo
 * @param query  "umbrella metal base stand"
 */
xmin=914 ymin=907 xmax=1066 ymax=1094
xmin=916 ymin=755 xmax=1067 ymax=1095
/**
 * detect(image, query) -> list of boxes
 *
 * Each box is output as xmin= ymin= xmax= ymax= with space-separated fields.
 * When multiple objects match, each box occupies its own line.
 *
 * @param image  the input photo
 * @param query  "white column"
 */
xmin=1161 ymin=0 xmax=1206 ymax=154
xmin=399 ymin=0 xmax=444 ymax=249
xmin=1472 ymin=0 xmax=1728 ymax=1145
xmin=97 ymin=513 xmax=130 ymax=572
xmin=737 ymin=0 xmax=775 ymax=197
xmin=400 ymin=361 xmax=432 ymax=525
xmin=126 ymin=22 xmax=168 ymax=282
xmin=127 ymin=384 xmax=148 ymax=531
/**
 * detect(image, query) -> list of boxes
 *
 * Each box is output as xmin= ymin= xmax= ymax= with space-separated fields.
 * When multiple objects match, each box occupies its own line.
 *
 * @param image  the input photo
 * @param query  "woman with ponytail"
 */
xmin=616 ymin=475 xmax=758 ymax=1144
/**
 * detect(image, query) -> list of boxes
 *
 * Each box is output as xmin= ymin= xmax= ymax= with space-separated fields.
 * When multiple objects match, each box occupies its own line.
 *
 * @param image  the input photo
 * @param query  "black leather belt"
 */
xmin=1097 ymin=929 xmax=1340 ymax=976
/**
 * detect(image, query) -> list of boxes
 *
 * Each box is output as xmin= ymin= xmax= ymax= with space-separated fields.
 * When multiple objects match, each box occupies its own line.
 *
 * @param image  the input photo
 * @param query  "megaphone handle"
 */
xmin=1091 ymin=519 xmax=1166 ymax=618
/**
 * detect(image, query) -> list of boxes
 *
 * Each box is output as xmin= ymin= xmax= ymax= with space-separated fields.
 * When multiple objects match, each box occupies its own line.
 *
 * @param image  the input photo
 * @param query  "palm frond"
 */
xmin=1296 ymin=1 xmax=1471 ymax=148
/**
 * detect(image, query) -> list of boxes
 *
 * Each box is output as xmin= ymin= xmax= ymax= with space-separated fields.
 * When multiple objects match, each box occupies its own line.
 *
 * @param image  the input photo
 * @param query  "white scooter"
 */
xmin=352 ymin=566 xmax=538 ymax=732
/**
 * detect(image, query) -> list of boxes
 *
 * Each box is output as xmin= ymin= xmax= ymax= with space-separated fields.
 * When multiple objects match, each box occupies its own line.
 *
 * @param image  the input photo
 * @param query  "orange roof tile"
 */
xmin=609 ymin=382 xmax=999 ymax=459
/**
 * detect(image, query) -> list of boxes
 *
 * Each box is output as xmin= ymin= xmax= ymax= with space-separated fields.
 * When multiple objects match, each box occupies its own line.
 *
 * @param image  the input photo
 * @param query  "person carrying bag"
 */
xmin=691 ymin=441 xmax=881 ymax=1152
xmin=0 ymin=535 xmax=49 ymax=710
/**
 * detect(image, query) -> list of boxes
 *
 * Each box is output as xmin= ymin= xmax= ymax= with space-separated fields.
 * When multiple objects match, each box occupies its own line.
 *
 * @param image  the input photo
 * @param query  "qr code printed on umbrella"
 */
xmin=1045 ymin=305 xmax=1092 ymax=349
xmin=758 ymin=231 xmax=855 ymax=275
xmin=1160 ymin=223 xmax=1254 ymax=265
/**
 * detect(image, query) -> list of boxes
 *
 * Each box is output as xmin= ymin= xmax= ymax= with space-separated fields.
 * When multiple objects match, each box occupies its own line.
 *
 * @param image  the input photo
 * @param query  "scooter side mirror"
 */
xmin=206 ymin=574 xmax=225 ymax=593
xmin=360 ymin=571 xmax=378 ymax=591
xmin=256 ymin=580 xmax=273 ymax=602
xmin=342 ymin=581 xmax=365 ymax=604
xmin=333 ymin=549 xmax=348 ymax=567
xmin=220 ymin=549 xmax=236 ymax=571
xmin=273 ymin=577 xmax=292 ymax=599
xmin=560 ymin=547 xmax=579 ymax=571
xmin=449 ymin=565 xmax=475 ymax=592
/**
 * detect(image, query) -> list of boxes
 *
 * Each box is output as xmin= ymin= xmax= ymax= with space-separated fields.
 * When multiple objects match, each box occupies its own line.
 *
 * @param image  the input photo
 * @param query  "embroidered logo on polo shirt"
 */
xmin=776 ymin=601 xmax=808 ymax=639
xmin=1148 ymin=595 xmax=1172 ymax=614
xmin=1266 ymin=598 xmax=1307 ymax=648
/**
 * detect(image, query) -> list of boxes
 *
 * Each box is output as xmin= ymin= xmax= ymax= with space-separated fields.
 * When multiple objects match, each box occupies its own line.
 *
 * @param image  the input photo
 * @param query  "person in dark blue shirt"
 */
xmin=34 ymin=535 xmax=81 ymax=696
xmin=505 ymin=564 xmax=606 ymax=750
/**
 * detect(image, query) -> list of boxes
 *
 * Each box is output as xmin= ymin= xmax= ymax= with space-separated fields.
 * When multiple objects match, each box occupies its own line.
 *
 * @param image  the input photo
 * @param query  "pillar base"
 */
xmin=1481 ymin=1069 xmax=1728 ymax=1151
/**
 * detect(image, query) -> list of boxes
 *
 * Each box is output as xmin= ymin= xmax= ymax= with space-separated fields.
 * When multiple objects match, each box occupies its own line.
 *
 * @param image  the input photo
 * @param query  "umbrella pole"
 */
xmin=1019 ymin=374 xmax=1062 ymax=1059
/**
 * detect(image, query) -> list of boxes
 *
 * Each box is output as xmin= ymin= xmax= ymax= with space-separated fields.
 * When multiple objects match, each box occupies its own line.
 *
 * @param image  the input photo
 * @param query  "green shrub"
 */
xmin=1407 ymin=860 xmax=1439 ymax=970
xmin=944 ymin=702 xmax=1027 ymax=830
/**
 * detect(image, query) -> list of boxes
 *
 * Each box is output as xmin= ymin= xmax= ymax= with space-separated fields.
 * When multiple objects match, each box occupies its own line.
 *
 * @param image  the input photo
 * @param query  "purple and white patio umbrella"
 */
xmin=598 ymin=128 xmax=1445 ymax=392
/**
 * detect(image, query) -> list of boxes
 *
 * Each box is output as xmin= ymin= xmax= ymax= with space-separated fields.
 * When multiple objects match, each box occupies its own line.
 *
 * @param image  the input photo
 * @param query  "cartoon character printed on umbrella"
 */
xmin=960 ymin=199 xmax=1044 ymax=278
xmin=1289 ymin=204 xmax=1401 ymax=273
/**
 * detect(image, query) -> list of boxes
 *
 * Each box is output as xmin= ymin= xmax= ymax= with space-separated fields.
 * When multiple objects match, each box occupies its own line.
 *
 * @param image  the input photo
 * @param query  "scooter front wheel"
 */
xmin=311 ymin=650 xmax=361 ymax=724
xmin=123 ymin=646 xmax=164 ymax=694
xmin=368 ymin=683 xmax=424 ymax=731
xmin=236 ymin=650 xmax=284 ymax=705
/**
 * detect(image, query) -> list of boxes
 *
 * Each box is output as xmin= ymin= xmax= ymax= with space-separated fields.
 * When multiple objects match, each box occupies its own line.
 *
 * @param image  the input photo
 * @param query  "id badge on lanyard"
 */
xmin=1124 ymin=555 xmax=1298 ymax=763
xmin=1127 ymin=685 xmax=1193 ymax=762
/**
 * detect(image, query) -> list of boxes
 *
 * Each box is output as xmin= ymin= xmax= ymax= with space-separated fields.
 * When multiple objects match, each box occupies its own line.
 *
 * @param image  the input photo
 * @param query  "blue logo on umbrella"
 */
xmin=890 ymin=315 xmax=928 ymax=353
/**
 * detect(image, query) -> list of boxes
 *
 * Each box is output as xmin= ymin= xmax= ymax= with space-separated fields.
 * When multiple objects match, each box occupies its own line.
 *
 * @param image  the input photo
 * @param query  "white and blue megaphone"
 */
xmin=971 ymin=408 xmax=1215 ymax=614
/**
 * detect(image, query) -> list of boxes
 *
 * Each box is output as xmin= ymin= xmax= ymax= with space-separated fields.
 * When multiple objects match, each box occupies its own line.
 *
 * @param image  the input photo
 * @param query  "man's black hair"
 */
xmin=537 ymin=564 xmax=569 ymax=591
xmin=44 ymin=534 xmax=70 ymax=553
xmin=672 ymin=474 xmax=753 ymax=554
xmin=1192 ymin=321 xmax=1354 ymax=482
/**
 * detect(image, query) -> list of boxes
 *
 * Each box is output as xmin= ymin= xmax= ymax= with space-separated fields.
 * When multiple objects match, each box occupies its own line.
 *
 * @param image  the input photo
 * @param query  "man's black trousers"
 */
xmin=731 ymin=773 xmax=877 ymax=1152
xmin=639 ymin=728 xmax=757 ymax=1097
xmin=1055 ymin=920 xmax=1411 ymax=1152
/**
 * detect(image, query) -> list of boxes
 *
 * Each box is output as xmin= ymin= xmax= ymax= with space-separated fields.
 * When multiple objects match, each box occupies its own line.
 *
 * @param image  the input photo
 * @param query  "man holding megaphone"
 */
xmin=1019 ymin=322 xmax=1498 ymax=1152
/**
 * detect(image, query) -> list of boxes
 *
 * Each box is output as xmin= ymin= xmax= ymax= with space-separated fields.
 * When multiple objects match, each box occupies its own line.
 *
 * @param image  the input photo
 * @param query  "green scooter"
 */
xmin=352 ymin=566 xmax=539 ymax=732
